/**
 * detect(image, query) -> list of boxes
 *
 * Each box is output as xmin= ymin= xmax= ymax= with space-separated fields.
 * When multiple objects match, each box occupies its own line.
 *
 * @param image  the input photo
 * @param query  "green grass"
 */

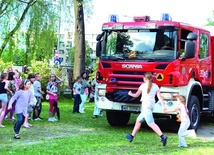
xmin=0 ymin=97 xmax=214 ymax=155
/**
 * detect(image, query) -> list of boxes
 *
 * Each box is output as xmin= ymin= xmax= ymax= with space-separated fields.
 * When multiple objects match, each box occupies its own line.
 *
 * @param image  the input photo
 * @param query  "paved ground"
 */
xmin=196 ymin=117 xmax=214 ymax=140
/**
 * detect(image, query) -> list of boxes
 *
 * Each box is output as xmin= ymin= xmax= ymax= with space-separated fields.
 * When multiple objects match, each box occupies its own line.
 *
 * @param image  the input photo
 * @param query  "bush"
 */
xmin=0 ymin=59 xmax=13 ymax=73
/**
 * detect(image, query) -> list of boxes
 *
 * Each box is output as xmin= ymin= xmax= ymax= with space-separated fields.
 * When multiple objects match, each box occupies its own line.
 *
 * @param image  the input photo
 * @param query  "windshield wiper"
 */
xmin=111 ymin=55 xmax=126 ymax=61
xmin=141 ymin=58 xmax=155 ymax=62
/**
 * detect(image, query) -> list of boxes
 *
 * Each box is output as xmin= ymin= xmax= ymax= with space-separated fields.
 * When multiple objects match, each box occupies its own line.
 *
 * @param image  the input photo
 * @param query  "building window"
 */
xmin=60 ymin=34 xmax=65 ymax=39
xmin=92 ymin=34 xmax=97 ymax=39
xmin=59 ymin=50 xmax=64 ymax=54
xmin=85 ymin=34 xmax=90 ymax=40
xmin=59 ymin=42 xmax=65 ymax=47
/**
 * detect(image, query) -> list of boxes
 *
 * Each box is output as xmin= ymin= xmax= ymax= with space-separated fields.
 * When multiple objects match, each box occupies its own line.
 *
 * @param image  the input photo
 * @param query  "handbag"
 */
xmin=45 ymin=94 xmax=50 ymax=100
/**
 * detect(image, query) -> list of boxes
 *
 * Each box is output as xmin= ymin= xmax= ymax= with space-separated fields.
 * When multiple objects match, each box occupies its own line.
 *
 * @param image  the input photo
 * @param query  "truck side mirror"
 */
xmin=96 ymin=41 xmax=101 ymax=57
xmin=184 ymin=40 xmax=195 ymax=58
xmin=183 ymin=32 xmax=197 ymax=59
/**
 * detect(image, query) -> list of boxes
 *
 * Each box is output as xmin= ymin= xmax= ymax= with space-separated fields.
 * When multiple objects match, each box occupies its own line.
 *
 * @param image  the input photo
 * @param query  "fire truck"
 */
xmin=95 ymin=14 xmax=214 ymax=130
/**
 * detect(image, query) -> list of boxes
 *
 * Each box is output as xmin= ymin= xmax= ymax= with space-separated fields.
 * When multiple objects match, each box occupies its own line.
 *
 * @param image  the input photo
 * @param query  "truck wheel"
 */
xmin=188 ymin=95 xmax=200 ymax=131
xmin=106 ymin=110 xmax=131 ymax=126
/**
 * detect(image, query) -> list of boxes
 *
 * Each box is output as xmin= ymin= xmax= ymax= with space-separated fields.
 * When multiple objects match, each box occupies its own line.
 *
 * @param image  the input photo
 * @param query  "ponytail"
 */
xmin=144 ymin=72 xmax=153 ymax=94
xmin=147 ymin=80 xmax=152 ymax=93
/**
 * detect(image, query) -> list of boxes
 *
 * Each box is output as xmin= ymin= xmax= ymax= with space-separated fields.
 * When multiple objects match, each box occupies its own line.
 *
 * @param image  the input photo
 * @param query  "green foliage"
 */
xmin=0 ymin=59 xmax=13 ymax=72
xmin=25 ymin=60 xmax=63 ymax=92
xmin=85 ymin=40 xmax=94 ymax=67
xmin=68 ymin=41 xmax=93 ymax=70
xmin=68 ymin=46 xmax=75 ymax=66
xmin=89 ymin=57 xmax=99 ymax=82
xmin=206 ymin=10 xmax=214 ymax=26
xmin=1 ymin=48 xmax=26 ymax=65
xmin=28 ymin=60 xmax=51 ymax=87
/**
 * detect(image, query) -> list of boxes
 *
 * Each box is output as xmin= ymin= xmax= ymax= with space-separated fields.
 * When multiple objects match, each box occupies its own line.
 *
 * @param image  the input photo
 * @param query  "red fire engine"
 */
xmin=95 ymin=14 xmax=214 ymax=130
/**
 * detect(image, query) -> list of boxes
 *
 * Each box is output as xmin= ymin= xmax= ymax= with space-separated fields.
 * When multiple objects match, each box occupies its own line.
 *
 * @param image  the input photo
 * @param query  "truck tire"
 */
xmin=188 ymin=95 xmax=200 ymax=131
xmin=106 ymin=110 xmax=131 ymax=126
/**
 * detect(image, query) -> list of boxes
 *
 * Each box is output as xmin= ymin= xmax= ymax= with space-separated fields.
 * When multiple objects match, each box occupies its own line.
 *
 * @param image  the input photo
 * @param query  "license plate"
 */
xmin=121 ymin=105 xmax=140 ymax=112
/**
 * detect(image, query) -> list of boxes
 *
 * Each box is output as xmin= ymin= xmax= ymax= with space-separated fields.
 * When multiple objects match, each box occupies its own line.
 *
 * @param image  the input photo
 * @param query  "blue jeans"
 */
xmin=73 ymin=94 xmax=81 ymax=113
xmin=14 ymin=113 xmax=25 ymax=134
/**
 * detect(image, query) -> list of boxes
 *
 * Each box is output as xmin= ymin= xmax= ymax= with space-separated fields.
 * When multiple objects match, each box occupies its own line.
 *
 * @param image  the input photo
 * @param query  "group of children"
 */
xmin=0 ymin=67 xmax=49 ymax=139
xmin=1 ymin=69 xmax=197 ymax=146
xmin=126 ymin=72 xmax=197 ymax=148
xmin=72 ymin=72 xmax=102 ymax=118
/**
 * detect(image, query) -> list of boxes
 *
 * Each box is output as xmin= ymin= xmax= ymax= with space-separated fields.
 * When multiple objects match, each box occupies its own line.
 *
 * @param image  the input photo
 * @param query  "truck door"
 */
xmin=198 ymin=32 xmax=211 ymax=87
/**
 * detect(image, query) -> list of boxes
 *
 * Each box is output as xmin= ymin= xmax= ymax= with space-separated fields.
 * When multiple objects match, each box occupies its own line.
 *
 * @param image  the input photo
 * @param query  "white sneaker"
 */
xmin=22 ymin=123 xmax=30 ymax=128
xmin=48 ymin=117 xmax=54 ymax=122
xmin=27 ymin=123 xmax=33 ymax=127
xmin=52 ymin=117 xmax=58 ymax=122
xmin=34 ymin=117 xmax=42 ymax=121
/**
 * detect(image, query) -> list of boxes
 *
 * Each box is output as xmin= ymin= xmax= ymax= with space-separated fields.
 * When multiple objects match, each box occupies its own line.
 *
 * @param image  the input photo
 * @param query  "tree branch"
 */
xmin=0 ymin=0 xmax=37 ymax=56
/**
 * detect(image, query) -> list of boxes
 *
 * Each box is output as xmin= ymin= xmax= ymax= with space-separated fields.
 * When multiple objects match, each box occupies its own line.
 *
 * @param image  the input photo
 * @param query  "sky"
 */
xmin=85 ymin=0 xmax=214 ymax=31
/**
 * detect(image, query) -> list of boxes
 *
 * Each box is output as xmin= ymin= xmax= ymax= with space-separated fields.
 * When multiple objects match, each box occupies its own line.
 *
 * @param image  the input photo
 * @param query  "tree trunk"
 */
xmin=73 ymin=0 xmax=86 ymax=80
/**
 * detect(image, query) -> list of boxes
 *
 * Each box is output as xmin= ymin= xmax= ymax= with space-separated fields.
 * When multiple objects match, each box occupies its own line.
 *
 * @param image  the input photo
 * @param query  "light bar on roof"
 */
xmin=133 ymin=16 xmax=150 ymax=22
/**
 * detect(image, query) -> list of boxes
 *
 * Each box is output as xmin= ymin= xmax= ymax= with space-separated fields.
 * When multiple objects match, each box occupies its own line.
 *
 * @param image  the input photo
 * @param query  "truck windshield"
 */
xmin=101 ymin=29 xmax=177 ymax=62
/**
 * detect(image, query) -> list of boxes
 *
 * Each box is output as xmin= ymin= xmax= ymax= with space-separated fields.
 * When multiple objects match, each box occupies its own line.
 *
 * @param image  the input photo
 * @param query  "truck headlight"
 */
xmin=161 ymin=92 xmax=179 ymax=100
xmin=98 ymin=89 xmax=106 ymax=96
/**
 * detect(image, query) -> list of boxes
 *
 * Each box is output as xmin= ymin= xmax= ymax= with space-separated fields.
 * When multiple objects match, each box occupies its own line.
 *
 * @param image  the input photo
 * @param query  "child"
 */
xmin=126 ymin=72 xmax=168 ymax=146
xmin=0 ymin=73 xmax=12 ymax=127
xmin=46 ymin=74 xmax=62 ymax=122
xmin=72 ymin=76 xmax=82 ymax=113
xmin=91 ymin=78 xmax=102 ymax=118
xmin=165 ymin=95 xmax=196 ymax=147
xmin=33 ymin=73 xmax=45 ymax=120
xmin=8 ymin=79 xmax=34 ymax=139
xmin=22 ymin=73 xmax=36 ymax=128
xmin=4 ymin=71 xmax=18 ymax=121
xmin=79 ymin=72 xmax=90 ymax=113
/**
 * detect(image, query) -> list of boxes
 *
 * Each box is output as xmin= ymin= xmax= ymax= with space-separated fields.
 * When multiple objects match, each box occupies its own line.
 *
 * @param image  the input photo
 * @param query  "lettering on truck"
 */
xmin=122 ymin=64 xmax=142 ymax=69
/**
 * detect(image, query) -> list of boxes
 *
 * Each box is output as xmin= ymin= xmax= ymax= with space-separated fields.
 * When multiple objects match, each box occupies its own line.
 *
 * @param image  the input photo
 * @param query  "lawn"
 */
xmin=0 ymin=97 xmax=213 ymax=155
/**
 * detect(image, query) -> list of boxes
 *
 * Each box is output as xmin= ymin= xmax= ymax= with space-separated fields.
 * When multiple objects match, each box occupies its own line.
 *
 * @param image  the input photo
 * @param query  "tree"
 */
xmin=73 ymin=0 xmax=85 ymax=79
xmin=0 ymin=0 xmax=74 ymax=65
xmin=206 ymin=10 xmax=214 ymax=26
xmin=68 ymin=41 xmax=93 ymax=69
xmin=24 ymin=1 xmax=58 ymax=65
xmin=0 ymin=0 xmax=37 ymax=56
